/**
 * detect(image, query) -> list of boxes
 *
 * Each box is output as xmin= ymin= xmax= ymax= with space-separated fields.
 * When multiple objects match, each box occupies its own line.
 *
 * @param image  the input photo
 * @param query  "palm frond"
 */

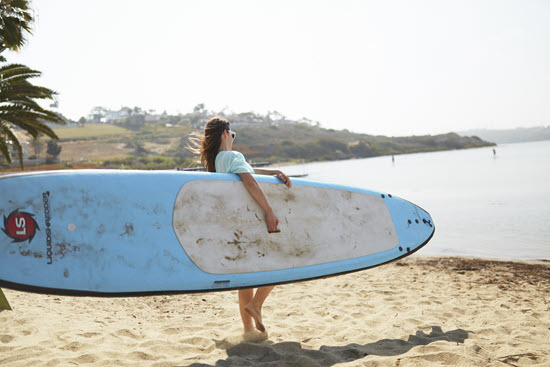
xmin=0 ymin=0 xmax=34 ymax=51
xmin=0 ymin=70 xmax=42 ymax=85
xmin=0 ymin=102 xmax=66 ymax=124
xmin=0 ymin=121 xmax=13 ymax=163
xmin=0 ymin=139 xmax=12 ymax=163
xmin=0 ymin=63 xmax=41 ymax=79
xmin=1 ymin=114 xmax=58 ymax=139
xmin=0 ymin=121 xmax=23 ymax=164
xmin=0 ymin=86 xmax=58 ymax=101
xmin=3 ymin=126 xmax=23 ymax=167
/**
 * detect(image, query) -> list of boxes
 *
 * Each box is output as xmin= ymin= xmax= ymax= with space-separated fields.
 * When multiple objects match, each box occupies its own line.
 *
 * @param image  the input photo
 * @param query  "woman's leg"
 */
xmin=238 ymin=289 xmax=255 ymax=333
xmin=244 ymin=285 xmax=274 ymax=332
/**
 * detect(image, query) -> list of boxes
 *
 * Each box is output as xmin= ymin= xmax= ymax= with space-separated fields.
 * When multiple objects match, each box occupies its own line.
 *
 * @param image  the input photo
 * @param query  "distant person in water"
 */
xmin=189 ymin=116 xmax=292 ymax=337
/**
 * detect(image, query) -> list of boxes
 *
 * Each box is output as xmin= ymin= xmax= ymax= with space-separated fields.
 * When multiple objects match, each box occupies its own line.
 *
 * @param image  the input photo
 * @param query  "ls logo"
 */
xmin=2 ymin=210 xmax=40 ymax=243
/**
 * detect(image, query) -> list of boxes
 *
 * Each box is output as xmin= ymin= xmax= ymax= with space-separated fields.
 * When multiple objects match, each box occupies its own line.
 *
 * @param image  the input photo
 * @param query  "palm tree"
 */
xmin=0 ymin=61 xmax=65 ymax=166
xmin=0 ymin=0 xmax=65 ymax=168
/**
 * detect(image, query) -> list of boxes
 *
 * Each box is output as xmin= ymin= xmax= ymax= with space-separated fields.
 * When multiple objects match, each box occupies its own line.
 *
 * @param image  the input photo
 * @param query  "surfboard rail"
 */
xmin=0 ymin=230 xmax=433 ymax=297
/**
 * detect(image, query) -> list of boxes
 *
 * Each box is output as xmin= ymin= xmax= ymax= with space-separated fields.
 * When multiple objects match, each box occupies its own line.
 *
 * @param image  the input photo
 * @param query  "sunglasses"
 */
xmin=225 ymin=129 xmax=236 ymax=139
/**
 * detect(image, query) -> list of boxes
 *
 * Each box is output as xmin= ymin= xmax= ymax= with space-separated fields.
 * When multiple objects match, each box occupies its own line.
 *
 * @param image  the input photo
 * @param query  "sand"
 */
xmin=1 ymin=256 xmax=549 ymax=366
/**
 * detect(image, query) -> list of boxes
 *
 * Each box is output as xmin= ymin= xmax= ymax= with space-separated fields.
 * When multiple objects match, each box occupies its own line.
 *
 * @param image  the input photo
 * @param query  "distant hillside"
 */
xmin=230 ymin=125 xmax=495 ymax=162
xmin=458 ymin=126 xmax=550 ymax=144
xmin=40 ymin=123 xmax=495 ymax=170
xmin=2 ymin=106 xmax=496 ymax=170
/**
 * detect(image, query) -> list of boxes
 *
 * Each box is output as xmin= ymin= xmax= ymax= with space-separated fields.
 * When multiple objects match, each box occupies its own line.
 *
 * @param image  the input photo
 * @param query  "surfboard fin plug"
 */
xmin=0 ymin=288 xmax=12 ymax=311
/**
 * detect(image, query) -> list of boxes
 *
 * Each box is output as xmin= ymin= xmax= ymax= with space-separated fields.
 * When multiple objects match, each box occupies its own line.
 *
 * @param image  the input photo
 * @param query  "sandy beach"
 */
xmin=1 ymin=256 xmax=549 ymax=366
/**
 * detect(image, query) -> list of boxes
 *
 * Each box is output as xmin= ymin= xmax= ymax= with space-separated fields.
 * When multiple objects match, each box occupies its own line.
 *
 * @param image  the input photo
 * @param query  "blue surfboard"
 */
xmin=0 ymin=170 xmax=434 ymax=296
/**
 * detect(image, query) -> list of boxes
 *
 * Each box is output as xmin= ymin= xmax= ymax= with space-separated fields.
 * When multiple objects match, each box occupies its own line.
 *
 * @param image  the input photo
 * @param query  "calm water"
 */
xmin=278 ymin=140 xmax=550 ymax=260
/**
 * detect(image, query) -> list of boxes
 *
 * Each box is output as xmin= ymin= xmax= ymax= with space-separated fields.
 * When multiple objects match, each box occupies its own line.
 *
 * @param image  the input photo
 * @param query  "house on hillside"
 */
xmin=87 ymin=106 xmax=109 ymax=122
xmin=102 ymin=107 xmax=132 ymax=123
xmin=87 ymin=107 xmax=162 ymax=124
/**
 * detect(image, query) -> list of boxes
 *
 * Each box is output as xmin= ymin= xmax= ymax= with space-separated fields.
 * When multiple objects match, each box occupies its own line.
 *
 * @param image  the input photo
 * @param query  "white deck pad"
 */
xmin=173 ymin=180 xmax=398 ymax=274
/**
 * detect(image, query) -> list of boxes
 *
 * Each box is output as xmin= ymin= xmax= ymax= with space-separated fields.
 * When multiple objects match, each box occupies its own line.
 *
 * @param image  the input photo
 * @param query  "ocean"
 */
xmin=278 ymin=140 xmax=550 ymax=260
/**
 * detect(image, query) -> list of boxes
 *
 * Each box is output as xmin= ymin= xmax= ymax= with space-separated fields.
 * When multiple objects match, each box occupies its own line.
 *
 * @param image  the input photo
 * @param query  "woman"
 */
xmin=189 ymin=116 xmax=292 ymax=336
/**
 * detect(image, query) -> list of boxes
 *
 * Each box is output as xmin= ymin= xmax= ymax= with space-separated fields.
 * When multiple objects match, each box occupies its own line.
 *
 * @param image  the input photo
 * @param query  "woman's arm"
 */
xmin=238 ymin=173 xmax=280 ymax=232
xmin=252 ymin=168 xmax=279 ymax=175
xmin=253 ymin=168 xmax=292 ymax=188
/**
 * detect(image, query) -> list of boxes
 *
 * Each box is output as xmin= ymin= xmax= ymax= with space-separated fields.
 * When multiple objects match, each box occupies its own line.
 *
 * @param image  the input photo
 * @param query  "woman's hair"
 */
xmin=188 ymin=116 xmax=230 ymax=172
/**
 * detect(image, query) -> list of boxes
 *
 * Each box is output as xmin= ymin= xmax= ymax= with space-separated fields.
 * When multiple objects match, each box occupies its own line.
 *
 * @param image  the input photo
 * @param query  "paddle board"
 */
xmin=0 ymin=170 xmax=434 ymax=296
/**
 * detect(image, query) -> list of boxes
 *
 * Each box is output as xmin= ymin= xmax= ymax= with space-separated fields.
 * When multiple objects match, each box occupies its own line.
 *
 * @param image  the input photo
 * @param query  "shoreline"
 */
xmin=4 ymin=139 xmax=547 ymax=174
xmin=2 ymin=255 xmax=549 ymax=366
xmin=411 ymin=253 xmax=550 ymax=265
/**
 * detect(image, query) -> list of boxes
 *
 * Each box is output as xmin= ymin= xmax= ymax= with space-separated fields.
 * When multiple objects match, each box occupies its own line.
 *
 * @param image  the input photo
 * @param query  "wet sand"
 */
xmin=1 ymin=256 xmax=549 ymax=366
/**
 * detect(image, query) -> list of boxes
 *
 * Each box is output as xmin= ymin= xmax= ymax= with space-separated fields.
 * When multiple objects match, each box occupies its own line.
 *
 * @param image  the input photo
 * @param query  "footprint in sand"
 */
xmin=114 ymin=329 xmax=140 ymax=339
xmin=128 ymin=351 xmax=157 ymax=361
xmin=78 ymin=332 xmax=102 ymax=338
xmin=73 ymin=354 xmax=98 ymax=364
xmin=0 ymin=334 xmax=15 ymax=343
xmin=161 ymin=327 xmax=180 ymax=335
xmin=60 ymin=342 xmax=84 ymax=352
xmin=180 ymin=336 xmax=216 ymax=351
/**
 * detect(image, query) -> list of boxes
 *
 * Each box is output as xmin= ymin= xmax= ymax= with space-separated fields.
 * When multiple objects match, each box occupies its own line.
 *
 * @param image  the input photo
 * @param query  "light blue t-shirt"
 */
xmin=215 ymin=151 xmax=255 ymax=174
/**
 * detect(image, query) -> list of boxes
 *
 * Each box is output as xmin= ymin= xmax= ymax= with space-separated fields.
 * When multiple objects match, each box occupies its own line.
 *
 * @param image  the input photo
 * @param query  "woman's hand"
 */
xmin=274 ymin=170 xmax=292 ymax=188
xmin=265 ymin=210 xmax=280 ymax=233
xmin=253 ymin=168 xmax=292 ymax=188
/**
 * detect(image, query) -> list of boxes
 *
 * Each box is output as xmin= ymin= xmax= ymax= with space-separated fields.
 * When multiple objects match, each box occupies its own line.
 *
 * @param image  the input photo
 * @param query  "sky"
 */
xmin=6 ymin=0 xmax=550 ymax=136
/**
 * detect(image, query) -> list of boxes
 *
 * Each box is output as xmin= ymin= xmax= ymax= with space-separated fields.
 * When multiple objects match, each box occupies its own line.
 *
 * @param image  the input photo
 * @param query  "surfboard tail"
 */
xmin=0 ymin=288 xmax=12 ymax=310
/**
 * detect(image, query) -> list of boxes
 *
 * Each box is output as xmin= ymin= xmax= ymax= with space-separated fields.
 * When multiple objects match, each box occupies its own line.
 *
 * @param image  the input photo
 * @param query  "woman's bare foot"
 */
xmin=244 ymin=304 xmax=265 ymax=332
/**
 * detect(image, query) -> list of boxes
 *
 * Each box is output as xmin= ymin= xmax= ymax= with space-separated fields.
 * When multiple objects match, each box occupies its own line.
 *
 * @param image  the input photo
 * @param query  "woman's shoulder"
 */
xmin=215 ymin=151 xmax=253 ymax=174
xmin=216 ymin=150 xmax=245 ymax=160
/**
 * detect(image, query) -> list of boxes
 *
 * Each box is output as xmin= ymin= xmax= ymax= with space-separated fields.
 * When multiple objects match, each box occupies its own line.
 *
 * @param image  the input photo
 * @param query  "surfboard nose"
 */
xmin=410 ymin=206 xmax=435 ymax=253
xmin=383 ymin=195 xmax=435 ymax=256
